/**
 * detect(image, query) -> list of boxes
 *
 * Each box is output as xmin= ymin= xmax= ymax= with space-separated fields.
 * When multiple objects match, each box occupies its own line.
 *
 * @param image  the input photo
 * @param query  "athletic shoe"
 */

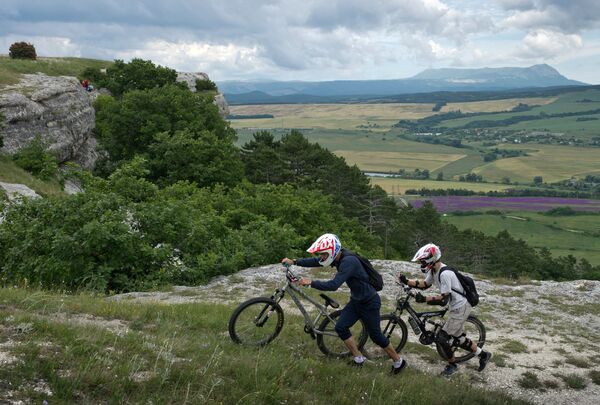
xmin=391 ymin=359 xmax=407 ymax=375
xmin=348 ymin=359 xmax=364 ymax=368
xmin=441 ymin=363 xmax=458 ymax=377
xmin=478 ymin=351 xmax=492 ymax=372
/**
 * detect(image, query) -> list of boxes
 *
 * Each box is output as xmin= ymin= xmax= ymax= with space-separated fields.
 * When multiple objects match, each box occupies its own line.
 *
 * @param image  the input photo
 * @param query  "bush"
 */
xmin=195 ymin=78 xmax=217 ymax=92
xmin=12 ymin=135 xmax=59 ymax=180
xmin=8 ymin=42 xmax=37 ymax=60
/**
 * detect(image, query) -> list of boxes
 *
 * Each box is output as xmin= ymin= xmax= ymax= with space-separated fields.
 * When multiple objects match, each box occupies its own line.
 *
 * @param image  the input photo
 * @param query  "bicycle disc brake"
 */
xmin=419 ymin=331 xmax=435 ymax=345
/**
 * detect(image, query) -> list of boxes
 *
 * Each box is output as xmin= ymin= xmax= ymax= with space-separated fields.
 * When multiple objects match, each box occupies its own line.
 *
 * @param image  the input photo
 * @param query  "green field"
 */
xmin=444 ymin=212 xmax=600 ymax=265
xmin=0 ymin=56 xmax=113 ymax=86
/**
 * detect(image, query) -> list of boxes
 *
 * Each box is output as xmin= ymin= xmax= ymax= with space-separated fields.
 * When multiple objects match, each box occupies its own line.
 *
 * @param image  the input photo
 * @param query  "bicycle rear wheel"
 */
xmin=362 ymin=314 xmax=408 ymax=359
xmin=436 ymin=315 xmax=486 ymax=363
xmin=316 ymin=310 xmax=368 ymax=358
xmin=228 ymin=297 xmax=284 ymax=346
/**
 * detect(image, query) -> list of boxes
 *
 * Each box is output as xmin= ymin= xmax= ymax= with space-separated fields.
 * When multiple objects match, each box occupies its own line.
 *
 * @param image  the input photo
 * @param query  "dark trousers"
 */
xmin=334 ymin=294 xmax=390 ymax=348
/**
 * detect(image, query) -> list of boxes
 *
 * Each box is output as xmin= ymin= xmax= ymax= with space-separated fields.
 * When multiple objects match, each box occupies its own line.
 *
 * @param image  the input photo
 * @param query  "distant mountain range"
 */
xmin=218 ymin=64 xmax=587 ymax=104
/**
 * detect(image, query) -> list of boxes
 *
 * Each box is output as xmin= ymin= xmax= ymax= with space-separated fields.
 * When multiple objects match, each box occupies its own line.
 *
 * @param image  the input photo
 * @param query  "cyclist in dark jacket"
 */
xmin=282 ymin=233 xmax=406 ymax=374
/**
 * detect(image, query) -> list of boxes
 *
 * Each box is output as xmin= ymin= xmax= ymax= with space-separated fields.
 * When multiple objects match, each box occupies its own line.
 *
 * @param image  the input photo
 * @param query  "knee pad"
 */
xmin=453 ymin=333 xmax=473 ymax=351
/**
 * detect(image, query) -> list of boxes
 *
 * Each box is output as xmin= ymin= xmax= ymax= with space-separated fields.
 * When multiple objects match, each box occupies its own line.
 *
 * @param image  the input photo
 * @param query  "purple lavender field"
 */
xmin=408 ymin=196 xmax=600 ymax=213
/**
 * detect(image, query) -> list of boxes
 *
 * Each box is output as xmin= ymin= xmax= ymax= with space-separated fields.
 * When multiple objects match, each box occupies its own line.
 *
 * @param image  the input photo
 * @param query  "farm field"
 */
xmin=370 ymin=178 xmax=518 ymax=194
xmin=229 ymin=96 xmax=557 ymax=131
xmin=231 ymin=91 xmax=600 ymax=185
xmin=473 ymin=143 xmax=600 ymax=183
xmin=444 ymin=211 xmax=600 ymax=265
xmin=433 ymin=89 xmax=600 ymax=139
xmin=407 ymin=195 xmax=600 ymax=212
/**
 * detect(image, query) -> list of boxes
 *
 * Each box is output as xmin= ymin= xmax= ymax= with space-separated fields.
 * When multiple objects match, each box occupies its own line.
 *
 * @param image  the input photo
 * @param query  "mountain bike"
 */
xmin=228 ymin=265 xmax=368 ymax=357
xmin=365 ymin=282 xmax=486 ymax=362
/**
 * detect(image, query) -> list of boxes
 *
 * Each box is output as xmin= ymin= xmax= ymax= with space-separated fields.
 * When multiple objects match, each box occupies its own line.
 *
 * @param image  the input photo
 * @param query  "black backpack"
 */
xmin=342 ymin=249 xmax=383 ymax=291
xmin=439 ymin=266 xmax=479 ymax=307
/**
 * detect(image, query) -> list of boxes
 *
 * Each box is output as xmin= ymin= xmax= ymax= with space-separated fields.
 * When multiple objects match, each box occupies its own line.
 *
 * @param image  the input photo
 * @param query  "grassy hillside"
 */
xmin=0 ymin=287 xmax=529 ymax=405
xmin=444 ymin=211 xmax=600 ymax=265
xmin=0 ymin=155 xmax=64 ymax=197
xmin=0 ymin=56 xmax=113 ymax=86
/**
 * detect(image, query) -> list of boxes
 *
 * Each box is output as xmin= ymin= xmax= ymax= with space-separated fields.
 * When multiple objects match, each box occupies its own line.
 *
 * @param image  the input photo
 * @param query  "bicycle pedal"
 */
xmin=303 ymin=324 xmax=316 ymax=339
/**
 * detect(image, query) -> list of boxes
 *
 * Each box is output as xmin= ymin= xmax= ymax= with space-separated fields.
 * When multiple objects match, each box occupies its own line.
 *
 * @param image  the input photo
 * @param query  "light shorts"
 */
xmin=442 ymin=302 xmax=472 ymax=337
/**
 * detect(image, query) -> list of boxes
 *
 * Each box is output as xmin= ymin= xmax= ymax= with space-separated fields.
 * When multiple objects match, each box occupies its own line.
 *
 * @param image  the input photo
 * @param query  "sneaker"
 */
xmin=441 ymin=363 xmax=458 ymax=377
xmin=348 ymin=359 xmax=364 ymax=368
xmin=391 ymin=359 xmax=407 ymax=375
xmin=478 ymin=351 xmax=492 ymax=372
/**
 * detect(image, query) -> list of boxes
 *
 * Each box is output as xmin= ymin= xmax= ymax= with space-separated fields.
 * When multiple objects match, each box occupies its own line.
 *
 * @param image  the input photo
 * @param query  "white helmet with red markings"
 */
xmin=307 ymin=233 xmax=342 ymax=267
xmin=412 ymin=243 xmax=441 ymax=273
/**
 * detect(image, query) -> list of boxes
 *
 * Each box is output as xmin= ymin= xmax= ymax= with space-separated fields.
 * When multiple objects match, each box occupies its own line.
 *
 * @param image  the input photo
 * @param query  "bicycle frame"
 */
xmin=392 ymin=287 xmax=448 ymax=335
xmin=269 ymin=268 xmax=339 ymax=337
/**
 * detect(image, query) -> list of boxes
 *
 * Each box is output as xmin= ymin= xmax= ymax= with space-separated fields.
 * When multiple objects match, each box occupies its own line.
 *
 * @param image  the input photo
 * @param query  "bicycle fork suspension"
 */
xmin=255 ymin=303 xmax=276 ymax=327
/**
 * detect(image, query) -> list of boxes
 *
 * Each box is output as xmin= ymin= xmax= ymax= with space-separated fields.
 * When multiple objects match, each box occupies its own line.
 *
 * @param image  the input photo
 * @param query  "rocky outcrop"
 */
xmin=176 ymin=72 xmax=230 ymax=117
xmin=0 ymin=73 xmax=98 ymax=169
xmin=0 ymin=181 xmax=40 ymax=201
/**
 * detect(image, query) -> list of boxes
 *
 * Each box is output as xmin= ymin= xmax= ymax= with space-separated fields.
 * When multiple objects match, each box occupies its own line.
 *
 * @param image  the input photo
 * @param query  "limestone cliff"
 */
xmin=0 ymin=71 xmax=230 ymax=172
xmin=0 ymin=73 xmax=98 ymax=169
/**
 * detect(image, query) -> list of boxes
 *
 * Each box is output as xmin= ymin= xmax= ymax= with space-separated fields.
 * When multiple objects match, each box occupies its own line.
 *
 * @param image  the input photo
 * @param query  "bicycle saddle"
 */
xmin=320 ymin=293 xmax=340 ymax=309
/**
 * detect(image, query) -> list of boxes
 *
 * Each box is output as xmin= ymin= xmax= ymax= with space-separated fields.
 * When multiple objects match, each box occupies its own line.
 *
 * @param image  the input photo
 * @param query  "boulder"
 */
xmin=0 ymin=73 xmax=98 ymax=169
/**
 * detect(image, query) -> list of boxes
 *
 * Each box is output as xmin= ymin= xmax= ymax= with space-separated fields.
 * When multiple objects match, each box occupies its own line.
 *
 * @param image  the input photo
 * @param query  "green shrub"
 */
xmin=517 ymin=372 xmax=542 ymax=389
xmin=195 ymin=78 xmax=217 ymax=91
xmin=8 ymin=42 xmax=37 ymax=60
xmin=500 ymin=340 xmax=528 ymax=354
xmin=565 ymin=355 xmax=592 ymax=368
xmin=12 ymin=135 xmax=59 ymax=180
xmin=558 ymin=373 xmax=587 ymax=389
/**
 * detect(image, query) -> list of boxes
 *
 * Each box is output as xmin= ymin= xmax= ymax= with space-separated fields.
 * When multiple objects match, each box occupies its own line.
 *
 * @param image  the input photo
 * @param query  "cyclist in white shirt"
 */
xmin=398 ymin=243 xmax=492 ymax=376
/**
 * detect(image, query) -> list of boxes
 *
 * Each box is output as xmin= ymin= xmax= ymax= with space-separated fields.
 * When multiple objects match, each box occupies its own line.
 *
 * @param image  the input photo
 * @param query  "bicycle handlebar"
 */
xmin=282 ymin=263 xmax=301 ymax=283
xmin=396 ymin=281 xmax=416 ymax=297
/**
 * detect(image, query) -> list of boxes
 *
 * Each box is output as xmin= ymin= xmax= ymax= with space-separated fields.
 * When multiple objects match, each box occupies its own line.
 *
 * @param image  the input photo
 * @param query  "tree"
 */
xmin=95 ymin=84 xmax=235 ymax=164
xmin=533 ymin=176 xmax=543 ymax=185
xmin=82 ymin=58 xmax=178 ymax=98
xmin=241 ymin=131 xmax=289 ymax=184
xmin=436 ymin=172 xmax=444 ymax=181
xmin=195 ymin=78 xmax=218 ymax=92
xmin=9 ymin=42 xmax=36 ymax=59
xmin=147 ymin=129 xmax=244 ymax=188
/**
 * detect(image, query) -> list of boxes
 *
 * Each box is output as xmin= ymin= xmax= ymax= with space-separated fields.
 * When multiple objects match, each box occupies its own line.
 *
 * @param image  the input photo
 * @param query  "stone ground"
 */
xmin=109 ymin=260 xmax=600 ymax=405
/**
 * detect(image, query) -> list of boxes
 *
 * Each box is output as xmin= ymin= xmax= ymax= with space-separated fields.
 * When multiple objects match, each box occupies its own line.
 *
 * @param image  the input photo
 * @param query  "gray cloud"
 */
xmin=0 ymin=1 xmax=598 ymax=81
xmin=499 ymin=0 xmax=600 ymax=32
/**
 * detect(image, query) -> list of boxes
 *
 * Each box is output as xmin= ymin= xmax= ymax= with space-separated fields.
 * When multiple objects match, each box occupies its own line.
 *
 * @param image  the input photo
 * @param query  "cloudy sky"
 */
xmin=1 ymin=0 xmax=599 ymax=83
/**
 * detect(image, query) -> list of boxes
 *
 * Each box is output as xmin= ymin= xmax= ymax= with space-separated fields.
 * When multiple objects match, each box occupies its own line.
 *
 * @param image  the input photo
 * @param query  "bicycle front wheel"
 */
xmin=316 ymin=310 xmax=368 ymax=358
xmin=362 ymin=314 xmax=408 ymax=359
xmin=228 ymin=297 xmax=284 ymax=346
xmin=436 ymin=315 xmax=486 ymax=363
